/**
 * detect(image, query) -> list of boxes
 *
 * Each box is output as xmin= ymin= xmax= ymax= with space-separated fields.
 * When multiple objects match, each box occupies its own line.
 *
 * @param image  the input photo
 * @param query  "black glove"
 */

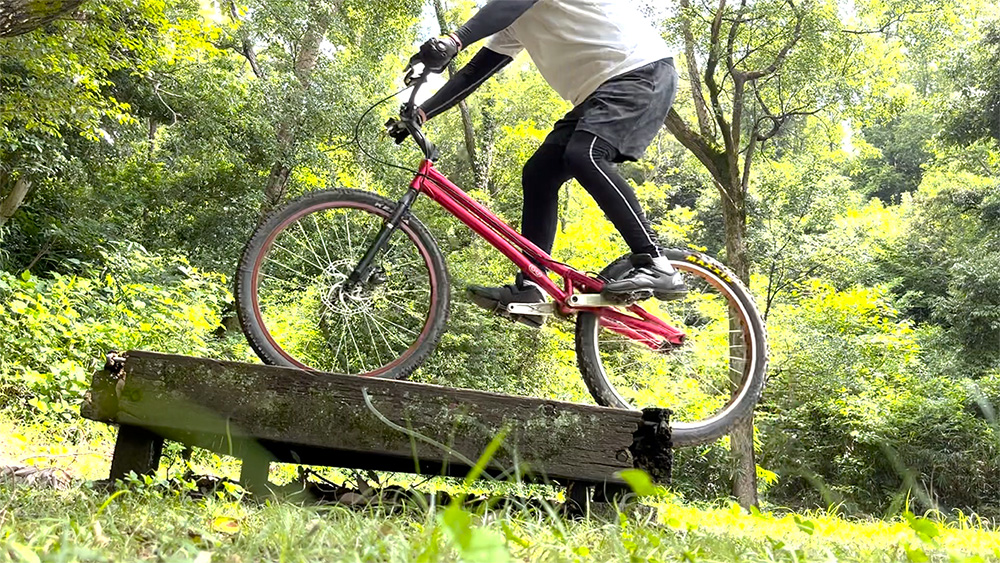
xmin=409 ymin=35 xmax=459 ymax=73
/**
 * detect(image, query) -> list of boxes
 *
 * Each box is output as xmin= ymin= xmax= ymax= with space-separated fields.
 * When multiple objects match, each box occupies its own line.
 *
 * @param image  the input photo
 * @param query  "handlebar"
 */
xmin=397 ymin=65 xmax=439 ymax=161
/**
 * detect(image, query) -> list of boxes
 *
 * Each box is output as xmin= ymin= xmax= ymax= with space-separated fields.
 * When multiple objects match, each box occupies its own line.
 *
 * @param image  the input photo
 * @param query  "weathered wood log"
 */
xmin=81 ymin=351 xmax=666 ymax=486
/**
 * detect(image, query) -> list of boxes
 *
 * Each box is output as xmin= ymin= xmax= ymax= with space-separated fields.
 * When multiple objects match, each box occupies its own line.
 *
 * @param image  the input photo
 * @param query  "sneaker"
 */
xmin=601 ymin=253 xmax=688 ymax=303
xmin=467 ymin=272 xmax=547 ymax=328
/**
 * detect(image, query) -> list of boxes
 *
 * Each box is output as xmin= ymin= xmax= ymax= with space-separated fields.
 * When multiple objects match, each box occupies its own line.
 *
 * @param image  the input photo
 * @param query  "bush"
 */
xmin=758 ymin=280 xmax=1000 ymax=517
xmin=0 ymin=244 xmax=232 ymax=420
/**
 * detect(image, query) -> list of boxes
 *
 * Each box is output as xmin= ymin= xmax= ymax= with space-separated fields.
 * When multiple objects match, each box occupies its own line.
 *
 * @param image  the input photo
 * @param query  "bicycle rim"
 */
xmin=577 ymin=252 xmax=765 ymax=442
xmin=248 ymin=198 xmax=441 ymax=375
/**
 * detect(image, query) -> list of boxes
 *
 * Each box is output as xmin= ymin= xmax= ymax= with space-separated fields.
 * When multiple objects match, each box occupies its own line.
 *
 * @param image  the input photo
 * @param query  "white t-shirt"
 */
xmin=485 ymin=0 xmax=672 ymax=106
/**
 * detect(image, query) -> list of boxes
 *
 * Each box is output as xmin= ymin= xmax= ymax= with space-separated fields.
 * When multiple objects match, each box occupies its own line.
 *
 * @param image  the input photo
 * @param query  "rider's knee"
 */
xmin=563 ymin=132 xmax=617 ymax=177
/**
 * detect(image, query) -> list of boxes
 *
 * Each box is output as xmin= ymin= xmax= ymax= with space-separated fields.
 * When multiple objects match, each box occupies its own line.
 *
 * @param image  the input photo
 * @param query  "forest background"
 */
xmin=1 ymin=0 xmax=1000 ymax=522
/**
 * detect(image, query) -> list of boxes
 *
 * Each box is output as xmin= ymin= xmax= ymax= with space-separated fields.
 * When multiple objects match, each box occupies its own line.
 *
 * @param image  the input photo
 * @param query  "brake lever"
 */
xmin=404 ymin=61 xmax=426 ymax=86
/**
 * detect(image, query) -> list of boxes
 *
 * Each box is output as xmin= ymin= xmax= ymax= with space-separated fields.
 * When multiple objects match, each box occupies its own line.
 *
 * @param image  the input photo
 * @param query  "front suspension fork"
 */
xmin=346 ymin=188 xmax=420 ymax=286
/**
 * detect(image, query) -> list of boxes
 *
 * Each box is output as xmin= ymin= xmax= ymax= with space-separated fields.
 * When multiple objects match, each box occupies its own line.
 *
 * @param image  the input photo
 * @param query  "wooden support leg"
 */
xmin=564 ymin=481 xmax=593 ymax=518
xmin=239 ymin=447 xmax=273 ymax=495
xmin=593 ymin=482 xmax=630 ymax=504
xmin=109 ymin=425 xmax=164 ymax=481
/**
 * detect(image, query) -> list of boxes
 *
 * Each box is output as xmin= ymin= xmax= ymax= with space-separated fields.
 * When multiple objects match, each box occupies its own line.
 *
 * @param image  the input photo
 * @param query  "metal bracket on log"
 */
xmin=81 ymin=351 xmax=673 ymax=496
xmin=631 ymin=408 xmax=673 ymax=484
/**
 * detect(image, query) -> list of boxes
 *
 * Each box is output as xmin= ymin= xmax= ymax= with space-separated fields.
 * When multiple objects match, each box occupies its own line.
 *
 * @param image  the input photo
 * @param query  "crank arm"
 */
xmin=506 ymin=302 xmax=558 ymax=316
xmin=567 ymin=293 xmax=642 ymax=308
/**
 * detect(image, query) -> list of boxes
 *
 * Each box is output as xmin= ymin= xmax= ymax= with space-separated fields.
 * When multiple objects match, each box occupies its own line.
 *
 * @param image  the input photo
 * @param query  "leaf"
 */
xmin=7 ymin=543 xmax=41 ymax=563
xmin=460 ymin=529 xmax=511 ymax=563
xmin=440 ymin=505 xmax=511 ymax=563
xmin=793 ymin=515 xmax=816 ymax=535
xmin=211 ymin=516 xmax=240 ymax=535
xmin=441 ymin=504 xmax=472 ymax=546
xmin=500 ymin=522 xmax=529 ymax=549
xmin=905 ymin=546 xmax=930 ymax=563
xmin=904 ymin=512 xmax=940 ymax=544
xmin=617 ymin=468 xmax=657 ymax=497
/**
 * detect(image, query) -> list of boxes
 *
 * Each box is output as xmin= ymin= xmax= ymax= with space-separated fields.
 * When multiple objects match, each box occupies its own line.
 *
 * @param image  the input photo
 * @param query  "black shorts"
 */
xmin=541 ymin=57 xmax=678 ymax=162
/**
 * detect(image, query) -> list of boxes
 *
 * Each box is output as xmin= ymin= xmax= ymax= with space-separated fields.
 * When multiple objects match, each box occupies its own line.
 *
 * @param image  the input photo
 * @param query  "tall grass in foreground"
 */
xmin=3 ymin=412 xmax=1000 ymax=562
xmin=2 ymin=475 xmax=1000 ymax=562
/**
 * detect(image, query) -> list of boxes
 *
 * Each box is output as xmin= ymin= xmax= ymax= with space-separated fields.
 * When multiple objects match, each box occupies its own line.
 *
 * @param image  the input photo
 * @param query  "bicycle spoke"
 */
xmin=345 ymin=320 xmax=367 ymax=373
xmin=251 ymin=198 xmax=439 ymax=375
xmin=584 ymin=255 xmax=761 ymax=427
xmin=293 ymin=220 xmax=327 ymax=270
xmin=272 ymin=241 xmax=326 ymax=273
xmin=360 ymin=314 xmax=384 ymax=370
xmin=312 ymin=213 xmax=334 ymax=265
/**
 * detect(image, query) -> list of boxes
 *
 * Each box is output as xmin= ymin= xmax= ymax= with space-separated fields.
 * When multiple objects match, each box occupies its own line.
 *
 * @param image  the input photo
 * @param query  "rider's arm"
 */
xmin=419 ymin=48 xmax=513 ymax=121
xmin=453 ymin=0 xmax=539 ymax=49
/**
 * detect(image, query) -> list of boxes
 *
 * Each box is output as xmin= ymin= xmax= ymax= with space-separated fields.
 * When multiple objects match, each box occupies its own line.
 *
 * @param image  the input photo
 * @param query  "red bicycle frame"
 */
xmin=409 ymin=159 xmax=686 ymax=350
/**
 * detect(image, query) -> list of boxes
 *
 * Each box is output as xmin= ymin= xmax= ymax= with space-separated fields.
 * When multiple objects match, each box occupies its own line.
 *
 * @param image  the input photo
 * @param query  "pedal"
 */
xmin=506 ymin=302 xmax=557 ymax=316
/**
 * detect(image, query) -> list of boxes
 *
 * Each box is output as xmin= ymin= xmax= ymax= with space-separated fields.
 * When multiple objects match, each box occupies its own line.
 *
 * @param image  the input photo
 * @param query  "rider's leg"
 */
xmin=562 ymin=132 xmax=657 ymax=256
xmin=562 ymin=131 xmax=686 ymax=301
xmin=520 ymin=142 xmax=574 ymax=258
xmin=466 ymin=143 xmax=572 ymax=327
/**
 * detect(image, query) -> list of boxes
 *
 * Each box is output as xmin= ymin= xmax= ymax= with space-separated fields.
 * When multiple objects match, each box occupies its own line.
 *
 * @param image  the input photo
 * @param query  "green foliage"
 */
xmin=850 ymin=106 xmax=936 ymax=202
xmin=0 ymin=0 xmax=169 ymax=179
xmin=1 ymin=0 xmax=999 ymax=525
xmin=759 ymin=280 xmax=1000 ymax=517
xmin=2 ymin=468 xmax=1000 ymax=563
xmin=877 ymin=173 xmax=1000 ymax=373
xmin=0 ymin=245 xmax=231 ymax=419
xmin=945 ymin=23 xmax=1000 ymax=144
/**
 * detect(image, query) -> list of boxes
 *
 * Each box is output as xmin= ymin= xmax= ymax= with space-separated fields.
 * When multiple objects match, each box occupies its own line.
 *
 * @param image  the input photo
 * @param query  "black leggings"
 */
xmin=520 ymin=132 xmax=658 ymax=261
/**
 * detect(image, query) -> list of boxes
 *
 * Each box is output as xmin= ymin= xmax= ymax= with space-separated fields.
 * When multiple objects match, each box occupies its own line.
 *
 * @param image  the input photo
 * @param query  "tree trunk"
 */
xmin=254 ymin=0 xmax=334 ymax=218
xmin=0 ymin=174 xmax=31 ymax=227
xmin=719 ymin=179 xmax=758 ymax=510
xmin=0 ymin=0 xmax=87 ymax=37
xmin=262 ymin=162 xmax=292 ymax=216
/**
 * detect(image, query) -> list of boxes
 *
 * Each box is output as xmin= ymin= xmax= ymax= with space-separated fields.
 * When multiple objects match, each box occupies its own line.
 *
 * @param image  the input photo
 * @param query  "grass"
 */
xmin=2 ymin=416 xmax=1000 ymax=562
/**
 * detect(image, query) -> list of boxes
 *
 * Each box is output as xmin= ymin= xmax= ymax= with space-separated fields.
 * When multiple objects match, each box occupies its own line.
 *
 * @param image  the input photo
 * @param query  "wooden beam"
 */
xmin=82 ymin=351 xmax=655 ymax=485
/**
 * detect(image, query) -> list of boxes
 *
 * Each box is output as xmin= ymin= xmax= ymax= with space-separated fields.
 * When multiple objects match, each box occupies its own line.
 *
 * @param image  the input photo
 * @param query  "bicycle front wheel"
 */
xmin=236 ymin=189 xmax=450 ymax=377
xmin=576 ymin=248 xmax=768 ymax=446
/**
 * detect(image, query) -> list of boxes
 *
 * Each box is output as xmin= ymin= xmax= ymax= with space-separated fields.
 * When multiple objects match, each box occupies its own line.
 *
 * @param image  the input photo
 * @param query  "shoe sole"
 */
xmin=653 ymin=290 xmax=687 ymax=302
xmin=600 ymin=289 xmax=653 ymax=305
xmin=468 ymin=291 xmax=545 ymax=329
xmin=601 ymin=289 xmax=688 ymax=305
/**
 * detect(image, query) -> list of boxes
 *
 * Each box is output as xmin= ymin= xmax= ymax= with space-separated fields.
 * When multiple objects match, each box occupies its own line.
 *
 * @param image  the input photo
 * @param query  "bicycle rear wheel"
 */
xmin=575 ymin=248 xmax=768 ymax=446
xmin=236 ymin=189 xmax=450 ymax=377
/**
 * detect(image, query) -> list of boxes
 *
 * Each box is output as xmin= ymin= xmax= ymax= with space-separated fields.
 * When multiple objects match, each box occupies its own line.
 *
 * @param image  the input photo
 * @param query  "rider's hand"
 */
xmin=409 ymin=35 xmax=460 ymax=74
xmin=385 ymin=118 xmax=410 ymax=144
xmin=385 ymin=107 xmax=427 ymax=145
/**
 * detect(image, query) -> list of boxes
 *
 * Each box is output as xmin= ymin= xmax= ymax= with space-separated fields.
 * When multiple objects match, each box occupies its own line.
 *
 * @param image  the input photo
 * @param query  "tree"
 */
xmin=660 ymin=0 xmax=915 ymax=507
xmin=946 ymin=23 xmax=1000 ymax=145
xmin=0 ymin=0 xmax=167 ymax=230
xmin=431 ymin=0 xmax=484 ymax=188
xmin=223 ymin=0 xmax=422 ymax=217
xmin=0 ymin=0 xmax=88 ymax=37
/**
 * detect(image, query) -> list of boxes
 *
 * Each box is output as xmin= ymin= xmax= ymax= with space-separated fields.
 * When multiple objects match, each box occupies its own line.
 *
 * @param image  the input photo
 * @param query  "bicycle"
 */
xmin=235 ymin=66 xmax=768 ymax=446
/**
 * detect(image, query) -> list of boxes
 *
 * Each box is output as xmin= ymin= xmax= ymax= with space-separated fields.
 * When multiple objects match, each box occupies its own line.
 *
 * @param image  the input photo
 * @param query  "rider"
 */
xmin=400 ymin=0 xmax=687 ymax=327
